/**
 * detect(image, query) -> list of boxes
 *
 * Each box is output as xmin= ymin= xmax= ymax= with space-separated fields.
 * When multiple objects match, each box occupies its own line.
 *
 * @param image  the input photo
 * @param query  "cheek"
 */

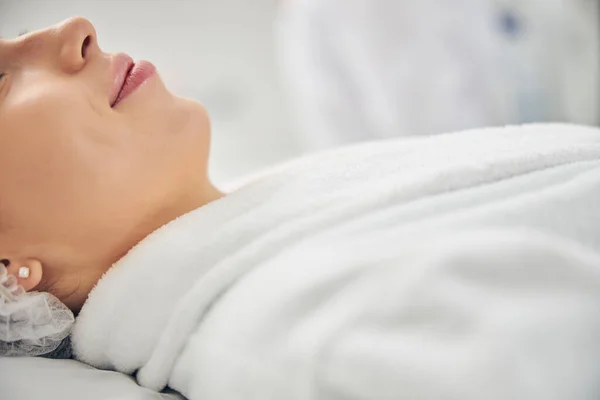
xmin=0 ymin=93 xmax=131 ymax=228
xmin=5 ymin=94 xmax=115 ymax=180
xmin=0 ymin=73 xmax=212 ymax=239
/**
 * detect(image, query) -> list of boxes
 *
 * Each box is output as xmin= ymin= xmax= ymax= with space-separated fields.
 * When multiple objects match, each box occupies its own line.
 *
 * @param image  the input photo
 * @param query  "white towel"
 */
xmin=73 ymin=124 xmax=600 ymax=400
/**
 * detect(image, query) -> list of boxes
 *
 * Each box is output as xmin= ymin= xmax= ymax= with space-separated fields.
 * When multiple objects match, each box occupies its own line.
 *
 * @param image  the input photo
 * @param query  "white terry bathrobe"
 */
xmin=73 ymin=124 xmax=600 ymax=400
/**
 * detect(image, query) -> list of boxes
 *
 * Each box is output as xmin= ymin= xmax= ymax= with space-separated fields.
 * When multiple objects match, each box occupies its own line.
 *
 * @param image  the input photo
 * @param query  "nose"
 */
xmin=15 ymin=17 xmax=99 ymax=74
xmin=54 ymin=17 xmax=98 ymax=74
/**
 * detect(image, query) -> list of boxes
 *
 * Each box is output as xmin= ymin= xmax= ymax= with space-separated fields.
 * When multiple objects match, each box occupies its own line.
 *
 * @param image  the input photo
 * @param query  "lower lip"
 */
xmin=113 ymin=61 xmax=156 ymax=107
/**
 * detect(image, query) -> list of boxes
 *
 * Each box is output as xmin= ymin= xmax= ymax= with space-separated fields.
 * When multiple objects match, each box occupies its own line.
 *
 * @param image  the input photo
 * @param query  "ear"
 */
xmin=3 ymin=258 xmax=43 ymax=292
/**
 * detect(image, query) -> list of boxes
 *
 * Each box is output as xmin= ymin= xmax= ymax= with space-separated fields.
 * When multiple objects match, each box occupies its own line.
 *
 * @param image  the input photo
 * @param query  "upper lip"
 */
xmin=109 ymin=53 xmax=134 ymax=107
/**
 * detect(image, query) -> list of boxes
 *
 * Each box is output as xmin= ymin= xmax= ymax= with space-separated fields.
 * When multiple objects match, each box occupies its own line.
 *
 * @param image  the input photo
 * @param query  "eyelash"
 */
xmin=0 ymin=73 xmax=5 ymax=80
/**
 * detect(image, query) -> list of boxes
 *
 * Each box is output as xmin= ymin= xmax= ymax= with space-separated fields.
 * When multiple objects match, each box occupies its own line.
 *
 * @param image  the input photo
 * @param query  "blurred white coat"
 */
xmin=277 ymin=0 xmax=600 ymax=150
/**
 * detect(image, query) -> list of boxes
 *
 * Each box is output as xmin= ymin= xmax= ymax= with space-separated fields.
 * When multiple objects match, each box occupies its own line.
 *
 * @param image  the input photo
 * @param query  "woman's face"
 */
xmin=0 ymin=18 xmax=215 ymax=293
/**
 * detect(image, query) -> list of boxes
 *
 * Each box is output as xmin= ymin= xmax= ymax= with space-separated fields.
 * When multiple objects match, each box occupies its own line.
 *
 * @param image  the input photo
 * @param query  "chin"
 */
xmin=179 ymin=97 xmax=211 ymax=139
xmin=174 ymin=97 xmax=212 ymax=165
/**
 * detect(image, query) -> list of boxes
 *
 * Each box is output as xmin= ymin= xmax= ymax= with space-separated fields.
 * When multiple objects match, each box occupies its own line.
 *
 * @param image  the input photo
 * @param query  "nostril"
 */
xmin=81 ymin=35 xmax=92 ymax=58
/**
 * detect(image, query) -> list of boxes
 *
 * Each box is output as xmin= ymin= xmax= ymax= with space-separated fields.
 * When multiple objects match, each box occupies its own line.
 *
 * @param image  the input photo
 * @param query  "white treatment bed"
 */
xmin=0 ymin=357 xmax=186 ymax=400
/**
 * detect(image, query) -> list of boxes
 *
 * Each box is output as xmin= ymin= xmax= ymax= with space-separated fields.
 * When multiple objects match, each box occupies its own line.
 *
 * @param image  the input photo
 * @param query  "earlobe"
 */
xmin=4 ymin=259 xmax=43 ymax=292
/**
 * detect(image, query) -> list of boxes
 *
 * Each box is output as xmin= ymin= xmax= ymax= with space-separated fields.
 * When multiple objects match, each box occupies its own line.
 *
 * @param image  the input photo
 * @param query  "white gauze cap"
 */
xmin=0 ymin=263 xmax=75 ymax=357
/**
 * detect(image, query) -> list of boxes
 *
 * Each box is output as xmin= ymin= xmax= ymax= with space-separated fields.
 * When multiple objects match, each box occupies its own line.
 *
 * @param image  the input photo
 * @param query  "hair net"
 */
xmin=0 ymin=263 xmax=75 ymax=357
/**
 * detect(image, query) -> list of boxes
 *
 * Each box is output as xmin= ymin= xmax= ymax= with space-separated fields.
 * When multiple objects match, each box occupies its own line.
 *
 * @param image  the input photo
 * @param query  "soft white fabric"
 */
xmin=73 ymin=124 xmax=600 ymax=400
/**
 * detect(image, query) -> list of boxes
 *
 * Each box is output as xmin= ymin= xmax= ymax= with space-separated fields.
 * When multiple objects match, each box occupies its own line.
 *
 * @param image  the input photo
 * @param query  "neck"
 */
xmin=62 ymin=182 xmax=226 ymax=314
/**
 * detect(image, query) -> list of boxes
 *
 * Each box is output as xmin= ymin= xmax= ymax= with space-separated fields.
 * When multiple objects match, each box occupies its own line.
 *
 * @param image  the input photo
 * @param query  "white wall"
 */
xmin=0 ymin=0 xmax=301 ymax=185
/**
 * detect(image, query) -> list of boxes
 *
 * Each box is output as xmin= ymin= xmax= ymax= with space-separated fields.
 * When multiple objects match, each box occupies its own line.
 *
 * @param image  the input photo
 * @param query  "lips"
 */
xmin=110 ymin=54 xmax=134 ymax=107
xmin=109 ymin=54 xmax=156 ymax=108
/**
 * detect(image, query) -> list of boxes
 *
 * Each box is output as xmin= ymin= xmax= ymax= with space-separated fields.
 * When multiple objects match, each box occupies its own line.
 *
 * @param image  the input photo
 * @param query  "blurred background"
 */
xmin=0 ymin=0 xmax=598 ymax=187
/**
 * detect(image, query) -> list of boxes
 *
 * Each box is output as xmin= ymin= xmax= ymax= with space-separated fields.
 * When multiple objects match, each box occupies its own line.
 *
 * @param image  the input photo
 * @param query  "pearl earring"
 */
xmin=18 ymin=267 xmax=30 ymax=279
